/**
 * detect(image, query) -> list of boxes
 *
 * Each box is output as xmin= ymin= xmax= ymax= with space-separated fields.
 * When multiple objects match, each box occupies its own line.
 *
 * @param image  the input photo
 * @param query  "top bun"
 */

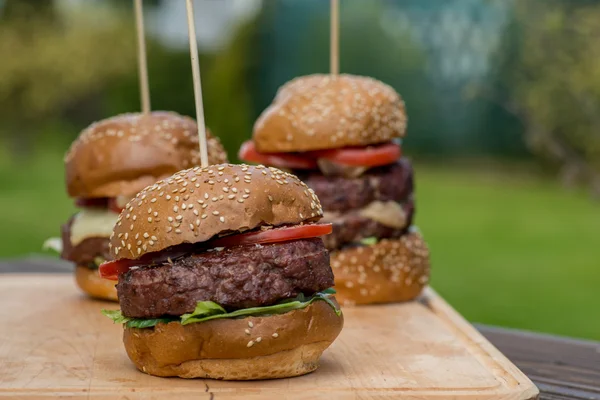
xmin=252 ymin=74 xmax=407 ymax=153
xmin=109 ymin=164 xmax=323 ymax=260
xmin=65 ymin=111 xmax=228 ymax=198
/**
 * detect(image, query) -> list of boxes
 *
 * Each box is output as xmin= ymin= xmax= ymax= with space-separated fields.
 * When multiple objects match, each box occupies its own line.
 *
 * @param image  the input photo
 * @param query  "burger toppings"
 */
xmin=320 ymin=200 xmax=413 ymax=250
xmin=103 ymin=289 xmax=338 ymax=329
xmin=69 ymin=208 xmax=120 ymax=246
xmin=54 ymin=214 xmax=112 ymax=269
xmin=99 ymin=223 xmax=332 ymax=279
xmin=239 ymin=140 xmax=402 ymax=176
xmin=115 ymin=238 xmax=333 ymax=318
xmin=297 ymin=159 xmax=413 ymax=212
xmin=238 ymin=141 xmax=318 ymax=170
xmin=209 ymin=223 xmax=332 ymax=247
xmin=358 ymin=201 xmax=407 ymax=229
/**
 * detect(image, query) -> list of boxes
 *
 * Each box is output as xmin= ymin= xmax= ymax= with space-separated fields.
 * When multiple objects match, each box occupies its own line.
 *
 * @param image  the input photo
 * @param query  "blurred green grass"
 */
xmin=1 ymin=149 xmax=599 ymax=340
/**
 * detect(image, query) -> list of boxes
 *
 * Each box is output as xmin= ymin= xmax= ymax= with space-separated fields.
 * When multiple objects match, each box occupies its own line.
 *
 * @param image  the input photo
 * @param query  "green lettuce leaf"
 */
xmin=102 ymin=289 xmax=341 ymax=329
xmin=101 ymin=309 xmax=130 ymax=324
xmin=359 ymin=237 xmax=378 ymax=246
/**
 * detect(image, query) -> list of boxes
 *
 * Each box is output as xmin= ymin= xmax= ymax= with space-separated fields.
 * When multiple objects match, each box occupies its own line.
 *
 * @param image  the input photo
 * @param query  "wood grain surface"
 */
xmin=0 ymin=274 xmax=538 ymax=399
xmin=479 ymin=326 xmax=600 ymax=400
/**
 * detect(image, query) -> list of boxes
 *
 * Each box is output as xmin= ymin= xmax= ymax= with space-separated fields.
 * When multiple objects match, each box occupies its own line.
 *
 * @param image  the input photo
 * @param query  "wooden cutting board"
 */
xmin=0 ymin=274 xmax=538 ymax=399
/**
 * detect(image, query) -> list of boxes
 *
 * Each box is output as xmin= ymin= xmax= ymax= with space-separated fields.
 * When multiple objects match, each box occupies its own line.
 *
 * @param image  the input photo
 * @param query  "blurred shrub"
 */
xmin=484 ymin=0 xmax=600 ymax=197
xmin=0 ymin=1 xmax=136 ymax=154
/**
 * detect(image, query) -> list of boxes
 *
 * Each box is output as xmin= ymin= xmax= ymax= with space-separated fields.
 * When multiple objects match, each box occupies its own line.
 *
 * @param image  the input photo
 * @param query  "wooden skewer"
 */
xmin=134 ymin=0 xmax=151 ymax=114
xmin=330 ymin=0 xmax=340 ymax=75
xmin=185 ymin=0 xmax=209 ymax=168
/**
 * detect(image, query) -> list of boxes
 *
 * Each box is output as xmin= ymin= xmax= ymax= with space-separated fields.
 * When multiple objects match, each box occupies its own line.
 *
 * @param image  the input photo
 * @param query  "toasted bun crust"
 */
xmin=253 ymin=74 xmax=407 ymax=153
xmin=65 ymin=111 xmax=228 ymax=198
xmin=74 ymin=265 xmax=118 ymax=301
xmin=331 ymin=232 xmax=430 ymax=306
xmin=122 ymin=300 xmax=343 ymax=379
xmin=110 ymin=164 xmax=323 ymax=260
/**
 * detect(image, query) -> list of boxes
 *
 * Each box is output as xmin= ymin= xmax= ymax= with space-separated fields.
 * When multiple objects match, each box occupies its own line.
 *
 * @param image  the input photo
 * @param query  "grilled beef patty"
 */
xmin=321 ymin=198 xmax=414 ymax=250
xmin=117 ymin=238 xmax=333 ymax=318
xmin=61 ymin=215 xmax=110 ymax=267
xmin=297 ymin=158 xmax=413 ymax=213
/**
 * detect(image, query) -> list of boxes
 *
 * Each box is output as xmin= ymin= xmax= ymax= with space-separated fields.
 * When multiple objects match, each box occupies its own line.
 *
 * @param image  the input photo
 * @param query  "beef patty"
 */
xmin=61 ymin=215 xmax=110 ymax=267
xmin=117 ymin=238 xmax=333 ymax=319
xmin=321 ymin=198 xmax=414 ymax=250
xmin=297 ymin=158 xmax=413 ymax=212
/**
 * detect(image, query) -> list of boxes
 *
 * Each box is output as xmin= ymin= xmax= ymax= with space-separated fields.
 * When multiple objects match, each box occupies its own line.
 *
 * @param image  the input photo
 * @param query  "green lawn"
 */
xmin=2 ymin=149 xmax=599 ymax=340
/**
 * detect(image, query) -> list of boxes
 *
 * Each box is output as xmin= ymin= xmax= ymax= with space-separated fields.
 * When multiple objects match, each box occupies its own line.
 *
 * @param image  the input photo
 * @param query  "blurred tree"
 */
xmin=0 ymin=2 xmax=136 ymax=157
xmin=483 ymin=0 xmax=600 ymax=198
xmin=104 ymin=11 xmax=263 ymax=161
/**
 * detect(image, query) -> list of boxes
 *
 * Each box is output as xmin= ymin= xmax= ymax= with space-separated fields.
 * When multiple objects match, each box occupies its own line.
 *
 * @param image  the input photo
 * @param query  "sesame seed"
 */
xmin=256 ymin=337 xmax=262 ymax=343
xmin=245 ymin=329 xmax=250 ymax=335
xmin=175 ymin=228 xmax=182 ymax=234
xmin=212 ymin=211 xmax=220 ymax=216
xmin=228 ymin=194 xmax=235 ymax=199
xmin=166 ymin=195 xmax=171 ymax=200
xmin=272 ymin=333 xmax=279 ymax=338
xmin=173 ymin=206 xmax=179 ymax=212
xmin=248 ymin=321 xmax=254 ymax=328
xmin=201 ymin=214 xmax=208 ymax=219
xmin=247 ymin=341 xmax=254 ymax=348
xmin=168 ymin=216 xmax=173 ymax=222
xmin=220 ymin=216 xmax=225 ymax=223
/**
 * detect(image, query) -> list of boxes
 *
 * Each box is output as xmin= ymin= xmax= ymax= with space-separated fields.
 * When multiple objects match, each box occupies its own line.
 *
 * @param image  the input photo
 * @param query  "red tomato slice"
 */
xmin=238 ymin=141 xmax=317 ymax=170
xmin=209 ymin=223 xmax=332 ymax=248
xmin=99 ymin=224 xmax=332 ymax=280
xmin=99 ymin=259 xmax=139 ymax=280
xmin=99 ymin=250 xmax=189 ymax=280
xmin=75 ymin=197 xmax=109 ymax=209
xmin=108 ymin=198 xmax=124 ymax=214
xmin=308 ymin=142 xmax=401 ymax=167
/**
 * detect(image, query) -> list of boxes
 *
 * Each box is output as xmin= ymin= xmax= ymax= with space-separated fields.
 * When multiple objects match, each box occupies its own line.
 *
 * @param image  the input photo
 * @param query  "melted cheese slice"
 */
xmin=70 ymin=208 xmax=120 ymax=246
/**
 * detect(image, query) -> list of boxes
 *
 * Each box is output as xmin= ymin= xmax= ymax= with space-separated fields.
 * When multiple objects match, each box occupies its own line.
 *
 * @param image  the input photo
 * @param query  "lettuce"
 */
xmin=102 ymin=289 xmax=340 ymax=329
xmin=359 ymin=237 xmax=378 ymax=246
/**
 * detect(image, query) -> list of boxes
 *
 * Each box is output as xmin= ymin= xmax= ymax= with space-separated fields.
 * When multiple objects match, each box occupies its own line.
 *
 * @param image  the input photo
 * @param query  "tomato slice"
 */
xmin=99 ymin=258 xmax=139 ymax=280
xmin=239 ymin=140 xmax=401 ymax=169
xmin=209 ymin=223 xmax=332 ymax=248
xmin=108 ymin=197 xmax=123 ymax=214
xmin=99 ymin=224 xmax=332 ymax=280
xmin=238 ymin=141 xmax=317 ymax=170
xmin=308 ymin=142 xmax=401 ymax=167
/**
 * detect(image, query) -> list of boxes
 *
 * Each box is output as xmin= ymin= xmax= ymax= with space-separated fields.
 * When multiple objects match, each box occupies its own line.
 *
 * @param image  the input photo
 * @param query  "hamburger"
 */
xmin=99 ymin=164 xmax=343 ymax=380
xmin=239 ymin=74 xmax=431 ymax=306
xmin=45 ymin=111 xmax=228 ymax=301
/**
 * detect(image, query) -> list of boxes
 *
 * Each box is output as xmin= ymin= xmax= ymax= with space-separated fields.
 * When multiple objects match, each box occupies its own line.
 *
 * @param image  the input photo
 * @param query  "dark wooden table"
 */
xmin=2 ymin=257 xmax=599 ymax=400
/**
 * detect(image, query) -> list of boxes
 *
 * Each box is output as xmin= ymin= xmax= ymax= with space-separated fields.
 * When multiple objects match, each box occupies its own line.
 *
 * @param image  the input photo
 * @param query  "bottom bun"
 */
xmin=75 ymin=265 xmax=118 ymax=301
xmin=331 ymin=232 xmax=430 ymax=306
xmin=123 ymin=299 xmax=343 ymax=380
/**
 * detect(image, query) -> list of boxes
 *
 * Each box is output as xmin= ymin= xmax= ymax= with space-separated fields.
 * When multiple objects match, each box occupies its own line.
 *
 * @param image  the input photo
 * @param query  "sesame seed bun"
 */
xmin=65 ymin=111 xmax=228 ymax=198
xmin=109 ymin=164 xmax=324 ymax=260
xmin=252 ymin=74 xmax=407 ymax=153
xmin=74 ymin=265 xmax=118 ymax=301
xmin=122 ymin=299 xmax=343 ymax=379
xmin=331 ymin=232 xmax=430 ymax=306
